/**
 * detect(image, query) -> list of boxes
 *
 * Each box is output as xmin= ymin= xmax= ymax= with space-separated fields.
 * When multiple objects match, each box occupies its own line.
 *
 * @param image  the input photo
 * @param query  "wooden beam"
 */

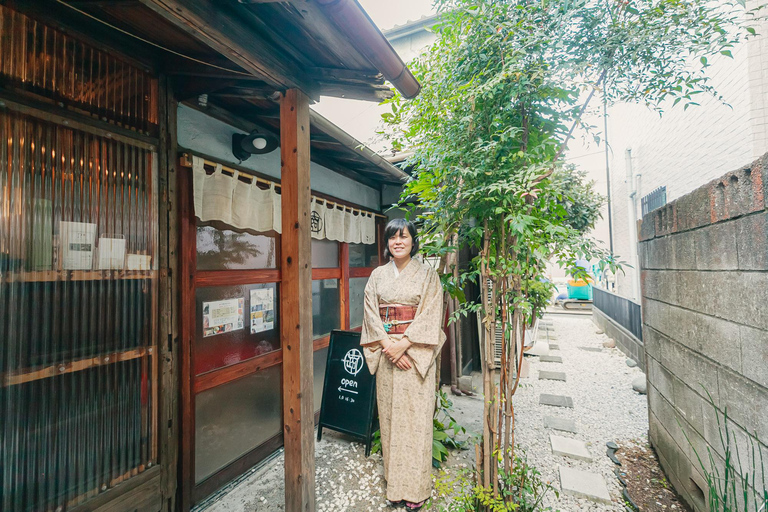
xmin=157 ymin=73 xmax=180 ymax=509
xmin=318 ymin=82 xmax=395 ymax=102
xmin=0 ymin=88 xmax=159 ymax=150
xmin=177 ymin=167 xmax=197 ymax=512
xmin=279 ymin=88 xmax=316 ymax=511
xmin=340 ymin=243 xmax=350 ymax=329
xmin=138 ymin=0 xmax=316 ymax=96
xmin=174 ymin=78 xmax=244 ymax=101
xmin=210 ymin=85 xmax=282 ymax=100
xmin=309 ymin=67 xmax=385 ymax=85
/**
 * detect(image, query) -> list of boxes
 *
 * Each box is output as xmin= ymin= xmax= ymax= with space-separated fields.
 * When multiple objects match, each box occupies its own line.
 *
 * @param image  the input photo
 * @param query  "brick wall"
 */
xmin=639 ymin=154 xmax=768 ymax=511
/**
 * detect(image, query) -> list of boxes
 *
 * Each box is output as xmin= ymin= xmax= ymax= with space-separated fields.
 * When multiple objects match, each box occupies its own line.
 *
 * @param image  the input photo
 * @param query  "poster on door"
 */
xmin=250 ymin=288 xmax=275 ymax=333
xmin=202 ymin=298 xmax=244 ymax=337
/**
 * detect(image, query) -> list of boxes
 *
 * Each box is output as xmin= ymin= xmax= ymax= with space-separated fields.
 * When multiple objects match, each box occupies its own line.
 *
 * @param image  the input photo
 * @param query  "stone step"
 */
xmin=539 ymin=394 xmax=574 ymax=408
xmin=540 ymin=355 xmax=563 ymax=363
xmin=543 ymin=415 xmax=578 ymax=433
xmin=578 ymin=346 xmax=603 ymax=353
xmin=550 ymin=435 xmax=592 ymax=461
xmin=548 ymin=344 xmax=560 ymax=350
xmin=538 ymin=370 xmax=567 ymax=382
xmin=558 ymin=467 xmax=611 ymax=504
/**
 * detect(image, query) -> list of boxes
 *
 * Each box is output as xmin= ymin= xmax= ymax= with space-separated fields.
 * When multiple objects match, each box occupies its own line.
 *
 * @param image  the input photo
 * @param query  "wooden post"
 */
xmin=280 ymin=88 xmax=315 ymax=512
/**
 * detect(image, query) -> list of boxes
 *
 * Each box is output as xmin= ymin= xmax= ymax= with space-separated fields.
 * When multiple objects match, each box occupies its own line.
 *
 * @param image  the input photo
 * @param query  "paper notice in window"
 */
xmin=250 ymin=288 xmax=274 ymax=333
xmin=98 ymin=237 xmax=126 ymax=269
xmin=60 ymin=222 xmax=97 ymax=270
xmin=203 ymin=298 xmax=244 ymax=337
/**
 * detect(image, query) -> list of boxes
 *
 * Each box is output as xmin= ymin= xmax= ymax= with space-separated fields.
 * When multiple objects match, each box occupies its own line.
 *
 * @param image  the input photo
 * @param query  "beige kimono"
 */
xmin=360 ymin=258 xmax=446 ymax=503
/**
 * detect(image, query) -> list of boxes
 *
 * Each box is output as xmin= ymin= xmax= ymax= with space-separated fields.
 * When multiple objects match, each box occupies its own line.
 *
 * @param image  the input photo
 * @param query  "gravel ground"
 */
xmin=201 ymin=313 xmax=648 ymax=512
xmin=513 ymin=313 xmax=648 ymax=511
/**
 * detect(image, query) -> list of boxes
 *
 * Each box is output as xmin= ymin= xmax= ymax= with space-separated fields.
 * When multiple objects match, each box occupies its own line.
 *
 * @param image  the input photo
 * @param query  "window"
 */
xmin=197 ymin=225 xmax=278 ymax=270
xmin=194 ymin=283 xmax=280 ymax=375
xmin=349 ymin=243 xmax=379 ymax=268
xmin=311 ymin=238 xmax=339 ymax=268
xmin=312 ymin=279 xmax=340 ymax=337
xmin=349 ymin=277 xmax=369 ymax=329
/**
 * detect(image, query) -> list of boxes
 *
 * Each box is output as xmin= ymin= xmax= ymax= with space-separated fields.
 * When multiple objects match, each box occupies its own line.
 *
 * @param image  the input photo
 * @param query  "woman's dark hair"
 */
xmin=383 ymin=218 xmax=419 ymax=260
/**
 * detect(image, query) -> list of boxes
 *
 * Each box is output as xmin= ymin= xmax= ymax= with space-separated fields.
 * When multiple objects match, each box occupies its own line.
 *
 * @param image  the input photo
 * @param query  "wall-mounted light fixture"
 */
xmin=232 ymin=131 xmax=279 ymax=161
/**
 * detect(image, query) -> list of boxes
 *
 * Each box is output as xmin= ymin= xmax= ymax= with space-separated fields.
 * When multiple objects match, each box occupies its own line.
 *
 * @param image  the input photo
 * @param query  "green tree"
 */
xmin=381 ymin=0 xmax=761 ymax=507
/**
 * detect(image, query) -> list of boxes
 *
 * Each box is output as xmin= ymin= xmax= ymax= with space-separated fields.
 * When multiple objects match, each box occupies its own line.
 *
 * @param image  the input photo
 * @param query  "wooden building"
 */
xmin=0 ymin=1 xmax=418 ymax=510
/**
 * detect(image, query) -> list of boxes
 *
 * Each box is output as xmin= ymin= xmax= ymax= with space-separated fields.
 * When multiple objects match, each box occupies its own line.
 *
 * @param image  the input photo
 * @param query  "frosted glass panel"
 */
xmin=349 ymin=277 xmax=369 ymax=328
xmin=311 ymin=239 xmax=338 ymax=268
xmin=312 ymin=279 xmax=340 ymax=337
xmin=195 ymin=365 xmax=282 ymax=483
xmin=313 ymin=347 xmax=329 ymax=413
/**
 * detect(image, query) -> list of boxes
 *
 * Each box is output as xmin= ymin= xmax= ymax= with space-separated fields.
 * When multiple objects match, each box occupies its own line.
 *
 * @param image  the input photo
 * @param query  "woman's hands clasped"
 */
xmin=382 ymin=337 xmax=412 ymax=371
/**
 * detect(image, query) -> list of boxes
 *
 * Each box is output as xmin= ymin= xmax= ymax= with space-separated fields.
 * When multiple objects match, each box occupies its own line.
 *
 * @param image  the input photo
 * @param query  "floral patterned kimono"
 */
xmin=361 ymin=258 xmax=446 ymax=503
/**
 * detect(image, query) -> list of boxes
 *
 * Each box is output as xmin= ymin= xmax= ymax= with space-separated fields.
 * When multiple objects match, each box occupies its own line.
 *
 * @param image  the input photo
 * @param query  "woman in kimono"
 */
xmin=361 ymin=218 xmax=445 ymax=510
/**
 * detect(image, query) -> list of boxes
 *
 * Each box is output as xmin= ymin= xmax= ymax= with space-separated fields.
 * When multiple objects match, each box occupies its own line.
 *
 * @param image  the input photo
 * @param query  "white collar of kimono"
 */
xmin=390 ymin=258 xmax=416 ymax=278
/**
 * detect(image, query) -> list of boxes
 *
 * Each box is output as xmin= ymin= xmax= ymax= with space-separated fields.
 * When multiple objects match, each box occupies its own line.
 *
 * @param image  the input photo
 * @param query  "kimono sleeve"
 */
xmin=404 ymin=267 xmax=446 ymax=378
xmin=360 ymin=270 xmax=389 ymax=374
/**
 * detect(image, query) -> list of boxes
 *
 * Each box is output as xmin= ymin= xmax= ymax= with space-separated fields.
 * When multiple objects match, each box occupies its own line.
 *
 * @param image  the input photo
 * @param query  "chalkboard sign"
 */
xmin=317 ymin=330 xmax=378 ymax=456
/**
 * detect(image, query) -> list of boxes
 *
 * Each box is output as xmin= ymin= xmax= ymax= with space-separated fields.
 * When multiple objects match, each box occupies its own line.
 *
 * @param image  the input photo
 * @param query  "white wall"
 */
xmin=567 ymin=13 xmax=768 ymax=299
xmin=177 ymin=104 xmax=381 ymax=210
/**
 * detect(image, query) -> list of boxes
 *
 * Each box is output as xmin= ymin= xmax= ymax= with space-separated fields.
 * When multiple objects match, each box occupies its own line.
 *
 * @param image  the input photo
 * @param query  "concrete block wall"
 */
xmin=639 ymin=154 xmax=768 ymax=512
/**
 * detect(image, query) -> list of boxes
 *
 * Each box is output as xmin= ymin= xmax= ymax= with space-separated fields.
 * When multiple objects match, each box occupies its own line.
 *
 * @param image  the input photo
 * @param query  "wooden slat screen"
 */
xmin=0 ymin=5 xmax=157 ymax=134
xmin=0 ymin=109 xmax=158 ymax=511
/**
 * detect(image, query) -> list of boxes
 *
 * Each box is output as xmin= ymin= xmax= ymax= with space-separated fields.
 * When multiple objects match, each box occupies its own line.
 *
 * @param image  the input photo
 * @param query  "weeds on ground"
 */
xmin=680 ymin=390 xmax=768 ymax=512
xmin=371 ymin=389 xmax=472 ymax=468
xmin=427 ymin=450 xmax=557 ymax=512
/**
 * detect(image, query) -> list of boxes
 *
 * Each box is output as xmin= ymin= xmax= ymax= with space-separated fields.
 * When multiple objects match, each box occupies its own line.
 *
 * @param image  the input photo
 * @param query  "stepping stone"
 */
xmin=539 ymin=370 xmax=566 ymax=382
xmin=559 ymin=466 xmax=611 ymax=504
xmin=544 ymin=415 xmax=578 ymax=433
xmin=550 ymin=435 xmax=592 ymax=461
xmin=548 ymin=344 xmax=560 ymax=350
xmin=540 ymin=355 xmax=563 ymax=363
xmin=540 ymin=394 xmax=574 ymax=408
xmin=578 ymin=346 xmax=602 ymax=353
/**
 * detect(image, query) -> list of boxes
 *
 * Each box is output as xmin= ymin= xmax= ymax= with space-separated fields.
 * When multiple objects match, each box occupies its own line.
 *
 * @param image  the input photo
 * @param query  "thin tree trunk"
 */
xmin=479 ymin=222 xmax=492 ymax=490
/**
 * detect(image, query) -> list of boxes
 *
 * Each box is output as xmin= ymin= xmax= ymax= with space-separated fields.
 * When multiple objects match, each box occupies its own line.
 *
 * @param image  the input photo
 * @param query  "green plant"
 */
xmin=681 ymin=390 xmax=768 ymax=512
xmin=428 ymin=450 xmax=557 ymax=511
xmin=380 ymin=0 xmax=762 ymax=502
xmin=371 ymin=389 xmax=472 ymax=468
xmin=433 ymin=389 xmax=472 ymax=468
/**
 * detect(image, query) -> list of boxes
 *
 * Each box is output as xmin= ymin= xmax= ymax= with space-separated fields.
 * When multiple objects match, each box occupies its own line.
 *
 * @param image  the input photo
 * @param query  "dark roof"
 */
xmin=54 ymin=0 xmax=419 ymax=101
xmin=22 ymin=0 xmax=412 ymax=185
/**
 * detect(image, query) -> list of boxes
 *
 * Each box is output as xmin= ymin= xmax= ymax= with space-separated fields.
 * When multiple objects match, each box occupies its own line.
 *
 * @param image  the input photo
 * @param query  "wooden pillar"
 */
xmin=279 ymin=88 xmax=315 ymax=512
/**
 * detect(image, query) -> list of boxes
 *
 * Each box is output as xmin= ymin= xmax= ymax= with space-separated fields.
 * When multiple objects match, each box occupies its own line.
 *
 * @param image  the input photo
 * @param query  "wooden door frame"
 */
xmin=176 ymin=154 xmax=385 ymax=510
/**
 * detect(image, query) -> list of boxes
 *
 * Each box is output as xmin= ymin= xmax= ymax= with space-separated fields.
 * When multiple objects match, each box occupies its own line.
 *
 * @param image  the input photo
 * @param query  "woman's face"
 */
xmin=388 ymin=228 xmax=413 ymax=261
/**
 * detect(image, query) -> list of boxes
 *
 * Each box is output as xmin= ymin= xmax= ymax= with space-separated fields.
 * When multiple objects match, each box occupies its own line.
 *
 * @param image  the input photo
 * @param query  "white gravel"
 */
xmin=513 ymin=313 xmax=648 ymax=511
xmin=200 ymin=313 xmax=648 ymax=511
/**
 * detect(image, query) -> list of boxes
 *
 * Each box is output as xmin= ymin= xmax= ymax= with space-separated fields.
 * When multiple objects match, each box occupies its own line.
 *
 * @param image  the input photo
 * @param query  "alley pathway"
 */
xmin=199 ymin=313 xmax=647 ymax=511
xmin=515 ymin=314 xmax=648 ymax=510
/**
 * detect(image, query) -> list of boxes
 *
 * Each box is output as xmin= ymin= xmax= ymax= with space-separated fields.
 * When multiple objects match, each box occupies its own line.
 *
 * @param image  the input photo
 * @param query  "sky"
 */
xmin=357 ymin=0 xmax=436 ymax=31
xmin=312 ymin=0 xmax=438 ymax=150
